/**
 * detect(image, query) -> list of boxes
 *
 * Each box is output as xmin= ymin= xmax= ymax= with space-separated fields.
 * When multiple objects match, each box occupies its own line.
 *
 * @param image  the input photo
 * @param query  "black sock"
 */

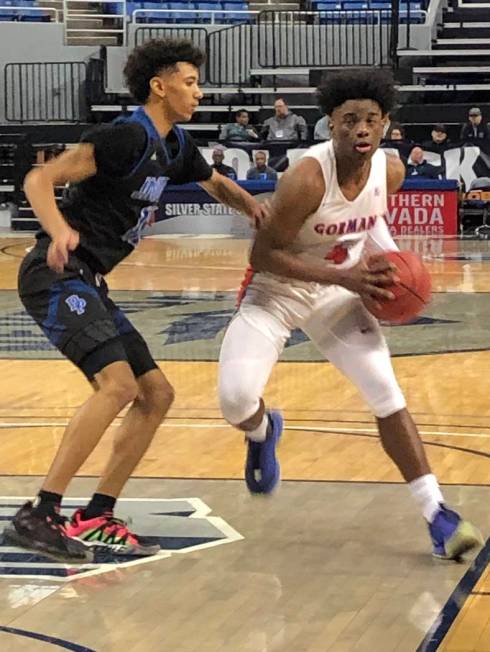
xmin=33 ymin=490 xmax=63 ymax=517
xmin=84 ymin=493 xmax=116 ymax=519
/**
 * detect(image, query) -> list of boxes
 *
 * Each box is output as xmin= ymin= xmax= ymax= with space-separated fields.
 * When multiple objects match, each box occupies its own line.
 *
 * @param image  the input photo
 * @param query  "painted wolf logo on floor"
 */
xmin=0 ymin=497 xmax=242 ymax=581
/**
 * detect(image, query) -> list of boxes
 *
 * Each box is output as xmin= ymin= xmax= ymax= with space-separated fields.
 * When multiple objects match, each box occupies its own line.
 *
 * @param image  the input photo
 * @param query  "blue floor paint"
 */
xmin=0 ymin=625 xmax=96 ymax=651
xmin=417 ymin=538 xmax=490 ymax=651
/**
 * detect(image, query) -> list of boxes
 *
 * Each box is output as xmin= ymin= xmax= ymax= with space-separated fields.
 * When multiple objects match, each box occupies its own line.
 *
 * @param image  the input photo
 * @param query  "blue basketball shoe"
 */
xmin=429 ymin=505 xmax=483 ymax=560
xmin=245 ymin=411 xmax=282 ymax=494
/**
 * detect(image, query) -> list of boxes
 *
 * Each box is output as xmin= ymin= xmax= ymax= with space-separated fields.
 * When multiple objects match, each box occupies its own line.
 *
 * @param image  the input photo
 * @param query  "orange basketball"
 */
xmin=367 ymin=250 xmax=432 ymax=324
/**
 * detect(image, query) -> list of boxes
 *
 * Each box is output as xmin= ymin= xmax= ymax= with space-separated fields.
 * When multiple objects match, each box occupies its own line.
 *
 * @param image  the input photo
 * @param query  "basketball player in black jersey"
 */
xmin=4 ymin=39 xmax=268 ymax=562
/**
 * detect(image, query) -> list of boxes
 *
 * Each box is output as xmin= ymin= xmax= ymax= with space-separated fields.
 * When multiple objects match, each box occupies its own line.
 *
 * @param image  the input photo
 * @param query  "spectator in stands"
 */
xmin=211 ymin=146 xmax=237 ymax=179
xmin=246 ymin=151 xmax=278 ymax=181
xmin=423 ymin=124 xmax=451 ymax=154
xmin=406 ymin=146 xmax=442 ymax=179
xmin=382 ymin=122 xmax=412 ymax=162
xmin=262 ymin=98 xmax=308 ymax=142
xmin=386 ymin=122 xmax=405 ymax=141
xmin=460 ymin=108 xmax=490 ymax=144
xmin=313 ymin=115 xmax=331 ymax=141
xmin=220 ymin=109 xmax=259 ymax=142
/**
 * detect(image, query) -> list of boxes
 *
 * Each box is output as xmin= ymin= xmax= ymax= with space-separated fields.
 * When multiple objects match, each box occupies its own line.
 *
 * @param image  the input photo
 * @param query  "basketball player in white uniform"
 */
xmin=218 ymin=70 xmax=482 ymax=560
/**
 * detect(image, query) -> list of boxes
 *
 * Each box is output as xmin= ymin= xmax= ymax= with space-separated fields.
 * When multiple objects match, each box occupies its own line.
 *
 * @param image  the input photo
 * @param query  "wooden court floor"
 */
xmin=0 ymin=234 xmax=489 ymax=652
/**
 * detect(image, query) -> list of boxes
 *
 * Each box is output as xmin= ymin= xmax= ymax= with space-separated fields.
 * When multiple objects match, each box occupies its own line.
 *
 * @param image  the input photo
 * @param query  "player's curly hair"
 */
xmin=317 ymin=68 xmax=397 ymax=116
xmin=124 ymin=38 xmax=205 ymax=103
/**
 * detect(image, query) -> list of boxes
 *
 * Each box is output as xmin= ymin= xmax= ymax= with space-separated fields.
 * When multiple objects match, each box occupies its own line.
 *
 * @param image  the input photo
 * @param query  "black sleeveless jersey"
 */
xmin=35 ymin=108 xmax=213 ymax=274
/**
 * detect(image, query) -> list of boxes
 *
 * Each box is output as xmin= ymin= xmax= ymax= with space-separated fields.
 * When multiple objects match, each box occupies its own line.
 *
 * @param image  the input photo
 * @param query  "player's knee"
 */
xmin=137 ymin=371 xmax=175 ymax=419
xmin=219 ymin=383 xmax=258 ymax=426
xmin=105 ymin=379 xmax=139 ymax=409
xmin=97 ymin=364 xmax=139 ymax=408
xmin=376 ymin=405 xmax=409 ymax=423
xmin=370 ymin=383 xmax=406 ymax=419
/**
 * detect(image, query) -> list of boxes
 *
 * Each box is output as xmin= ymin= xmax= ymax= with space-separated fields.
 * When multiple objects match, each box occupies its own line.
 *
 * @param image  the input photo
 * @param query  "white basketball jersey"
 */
xmin=288 ymin=140 xmax=388 ymax=270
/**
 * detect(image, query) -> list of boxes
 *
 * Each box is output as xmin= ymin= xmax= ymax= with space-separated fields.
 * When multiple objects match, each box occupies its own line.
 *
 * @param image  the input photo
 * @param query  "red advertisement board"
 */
xmin=386 ymin=190 xmax=458 ymax=237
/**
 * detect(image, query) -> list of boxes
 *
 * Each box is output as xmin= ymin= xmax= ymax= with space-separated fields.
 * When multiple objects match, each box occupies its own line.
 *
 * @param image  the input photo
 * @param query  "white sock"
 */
xmin=246 ymin=414 xmax=269 ymax=442
xmin=409 ymin=474 xmax=444 ymax=522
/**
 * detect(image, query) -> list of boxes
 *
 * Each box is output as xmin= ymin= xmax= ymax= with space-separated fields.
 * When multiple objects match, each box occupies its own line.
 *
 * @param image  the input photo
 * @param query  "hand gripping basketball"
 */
xmin=364 ymin=250 xmax=432 ymax=324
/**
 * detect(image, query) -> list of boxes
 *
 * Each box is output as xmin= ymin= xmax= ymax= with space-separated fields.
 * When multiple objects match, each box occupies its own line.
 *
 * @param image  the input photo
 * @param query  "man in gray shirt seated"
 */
xmin=220 ymin=109 xmax=259 ymax=142
xmin=262 ymin=98 xmax=308 ymax=142
xmin=246 ymin=151 xmax=278 ymax=181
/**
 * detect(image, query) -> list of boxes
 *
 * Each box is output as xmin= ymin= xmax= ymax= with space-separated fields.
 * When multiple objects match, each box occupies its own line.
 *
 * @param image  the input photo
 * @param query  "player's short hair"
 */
xmin=124 ymin=38 xmax=205 ymax=103
xmin=317 ymin=68 xmax=397 ymax=117
xmin=236 ymin=109 xmax=248 ymax=117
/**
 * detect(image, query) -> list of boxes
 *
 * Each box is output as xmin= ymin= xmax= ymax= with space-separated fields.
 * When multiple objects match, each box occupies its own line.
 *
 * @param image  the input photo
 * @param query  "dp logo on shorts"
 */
xmin=65 ymin=294 xmax=87 ymax=315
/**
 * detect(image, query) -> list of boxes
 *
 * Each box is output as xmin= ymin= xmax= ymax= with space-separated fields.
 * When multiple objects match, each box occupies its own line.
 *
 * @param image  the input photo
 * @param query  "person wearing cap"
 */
xmin=423 ymin=124 xmax=451 ymax=154
xmin=211 ymin=146 xmax=237 ymax=180
xmin=460 ymin=108 xmax=490 ymax=143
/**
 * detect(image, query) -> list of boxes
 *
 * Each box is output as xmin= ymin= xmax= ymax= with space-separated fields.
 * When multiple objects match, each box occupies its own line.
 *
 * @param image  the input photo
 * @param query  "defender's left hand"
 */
xmin=249 ymin=200 xmax=271 ymax=229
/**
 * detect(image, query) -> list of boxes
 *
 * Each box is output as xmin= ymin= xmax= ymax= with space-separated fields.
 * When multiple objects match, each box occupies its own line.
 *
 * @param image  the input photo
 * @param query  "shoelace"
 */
xmin=46 ymin=513 xmax=68 ymax=534
xmin=97 ymin=514 xmax=134 ymax=542
xmin=53 ymin=512 xmax=68 ymax=526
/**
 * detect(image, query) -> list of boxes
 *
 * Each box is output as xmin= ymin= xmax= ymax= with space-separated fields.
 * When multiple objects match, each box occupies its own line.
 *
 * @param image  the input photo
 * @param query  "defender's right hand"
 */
xmin=47 ymin=226 xmax=80 ymax=273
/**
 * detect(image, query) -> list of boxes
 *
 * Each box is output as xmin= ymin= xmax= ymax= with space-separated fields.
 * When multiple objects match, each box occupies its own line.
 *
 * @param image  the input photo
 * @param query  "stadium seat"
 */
xmin=104 ymin=1 xmax=127 ymax=14
xmin=17 ymin=0 xmax=49 ymax=21
xmin=175 ymin=2 xmax=200 ymax=21
xmin=0 ymin=0 xmax=16 ymax=21
xmin=316 ymin=2 xmax=343 ymax=9
xmin=223 ymin=2 xmax=249 ymax=21
xmin=126 ymin=1 xmax=138 ymax=18
xmin=197 ymin=2 xmax=220 ymax=22
xmin=341 ymin=2 xmax=369 ymax=9
xmin=142 ymin=2 xmax=162 ymax=21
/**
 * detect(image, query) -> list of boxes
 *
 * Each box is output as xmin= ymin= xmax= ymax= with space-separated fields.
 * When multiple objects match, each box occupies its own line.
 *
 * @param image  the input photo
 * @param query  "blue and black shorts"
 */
xmin=18 ymin=245 xmax=158 ymax=381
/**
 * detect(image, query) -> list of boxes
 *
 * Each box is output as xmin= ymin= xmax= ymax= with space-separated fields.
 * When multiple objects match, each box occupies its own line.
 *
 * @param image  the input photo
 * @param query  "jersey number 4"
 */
xmin=325 ymin=244 xmax=348 ymax=265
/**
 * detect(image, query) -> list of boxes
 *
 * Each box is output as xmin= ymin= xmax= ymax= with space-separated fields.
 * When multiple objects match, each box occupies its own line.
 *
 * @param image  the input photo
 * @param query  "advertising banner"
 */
xmin=386 ymin=189 xmax=458 ymax=237
xmin=150 ymin=180 xmax=459 ymax=237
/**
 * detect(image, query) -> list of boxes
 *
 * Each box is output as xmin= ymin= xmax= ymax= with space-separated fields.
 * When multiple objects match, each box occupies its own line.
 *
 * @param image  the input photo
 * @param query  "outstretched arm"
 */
xmin=200 ymin=170 xmax=268 ymax=227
